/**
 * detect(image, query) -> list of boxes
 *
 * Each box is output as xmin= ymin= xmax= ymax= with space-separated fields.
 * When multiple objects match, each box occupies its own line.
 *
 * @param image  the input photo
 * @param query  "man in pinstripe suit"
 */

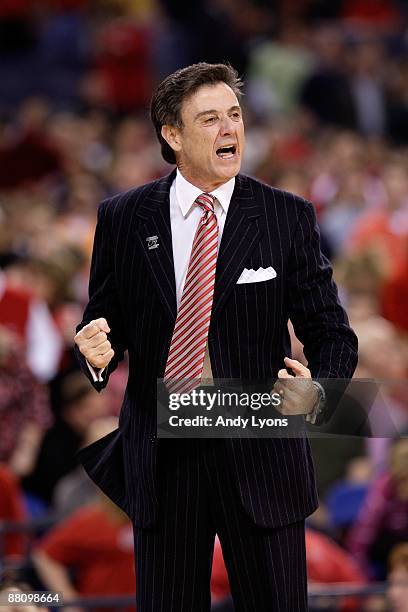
xmin=74 ymin=63 xmax=358 ymax=611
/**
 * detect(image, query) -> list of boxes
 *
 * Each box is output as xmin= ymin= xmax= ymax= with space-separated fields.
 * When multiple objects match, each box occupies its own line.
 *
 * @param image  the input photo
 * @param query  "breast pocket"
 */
xmin=235 ymin=277 xmax=277 ymax=296
xmin=232 ymin=275 xmax=283 ymax=332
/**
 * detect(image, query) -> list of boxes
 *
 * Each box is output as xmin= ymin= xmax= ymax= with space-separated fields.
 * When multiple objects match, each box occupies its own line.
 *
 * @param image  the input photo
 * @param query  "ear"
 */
xmin=161 ymin=125 xmax=182 ymax=154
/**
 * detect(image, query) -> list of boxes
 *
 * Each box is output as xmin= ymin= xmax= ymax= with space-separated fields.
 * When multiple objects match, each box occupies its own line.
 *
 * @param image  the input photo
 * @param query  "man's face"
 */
xmin=163 ymin=82 xmax=245 ymax=191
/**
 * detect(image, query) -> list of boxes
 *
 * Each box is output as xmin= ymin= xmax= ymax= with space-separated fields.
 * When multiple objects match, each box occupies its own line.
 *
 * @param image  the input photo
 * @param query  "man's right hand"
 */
xmin=74 ymin=318 xmax=114 ymax=369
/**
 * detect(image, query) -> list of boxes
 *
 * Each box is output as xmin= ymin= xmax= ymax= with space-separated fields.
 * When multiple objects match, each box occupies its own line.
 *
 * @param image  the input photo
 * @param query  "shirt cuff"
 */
xmin=86 ymin=360 xmax=106 ymax=383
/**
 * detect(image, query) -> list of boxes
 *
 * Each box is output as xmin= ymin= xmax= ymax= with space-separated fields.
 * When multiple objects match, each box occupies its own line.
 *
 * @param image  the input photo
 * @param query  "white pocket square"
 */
xmin=236 ymin=266 xmax=277 ymax=284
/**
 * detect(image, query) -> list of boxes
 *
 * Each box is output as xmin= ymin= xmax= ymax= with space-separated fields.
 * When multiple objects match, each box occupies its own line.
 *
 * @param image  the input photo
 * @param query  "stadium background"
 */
xmin=0 ymin=0 xmax=407 ymax=610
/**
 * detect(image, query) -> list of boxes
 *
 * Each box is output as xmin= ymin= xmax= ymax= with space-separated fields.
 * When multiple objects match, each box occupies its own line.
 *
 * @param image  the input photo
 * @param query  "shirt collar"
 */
xmin=175 ymin=169 xmax=235 ymax=217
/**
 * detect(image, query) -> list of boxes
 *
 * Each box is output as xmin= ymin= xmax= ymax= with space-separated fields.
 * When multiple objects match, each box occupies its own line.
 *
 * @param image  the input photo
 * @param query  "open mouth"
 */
xmin=216 ymin=145 xmax=237 ymax=159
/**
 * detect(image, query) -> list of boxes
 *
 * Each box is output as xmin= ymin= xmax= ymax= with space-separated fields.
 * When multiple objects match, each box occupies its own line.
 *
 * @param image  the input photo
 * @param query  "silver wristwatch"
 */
xmin=305 ymin=381 xmax=326 ymax=425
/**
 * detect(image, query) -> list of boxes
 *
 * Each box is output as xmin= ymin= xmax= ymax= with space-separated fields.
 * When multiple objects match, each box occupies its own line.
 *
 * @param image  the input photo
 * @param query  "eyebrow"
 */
xmin=194 ymin=105 xmax=241 ymax=121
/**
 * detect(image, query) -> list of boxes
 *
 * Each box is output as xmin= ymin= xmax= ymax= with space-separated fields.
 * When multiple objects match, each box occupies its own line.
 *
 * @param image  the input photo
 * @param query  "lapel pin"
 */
xmin=146 ymin=235 xmax=159 ymax=250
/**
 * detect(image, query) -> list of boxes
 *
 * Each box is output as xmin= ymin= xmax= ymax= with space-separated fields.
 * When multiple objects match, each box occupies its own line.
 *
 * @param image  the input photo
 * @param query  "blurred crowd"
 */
xmin=0 ymin=0 xmax=408 ymax=610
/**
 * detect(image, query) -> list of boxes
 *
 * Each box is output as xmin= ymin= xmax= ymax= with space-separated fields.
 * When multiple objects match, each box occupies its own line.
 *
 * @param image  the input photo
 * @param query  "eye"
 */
xmin=231 ymin=111 xmax=241 ymax=120
xmin=204 ymin=116 xmax=217 ymax=124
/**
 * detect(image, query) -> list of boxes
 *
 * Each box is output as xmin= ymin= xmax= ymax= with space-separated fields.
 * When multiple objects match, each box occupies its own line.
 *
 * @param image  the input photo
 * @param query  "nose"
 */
xmin=219 ymin=115 xmax=234 ymax=135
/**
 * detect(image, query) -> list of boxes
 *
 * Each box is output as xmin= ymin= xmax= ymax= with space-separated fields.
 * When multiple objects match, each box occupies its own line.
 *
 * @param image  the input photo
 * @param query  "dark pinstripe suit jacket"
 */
xmin=75 ymin=169 xmax=358 ymax=530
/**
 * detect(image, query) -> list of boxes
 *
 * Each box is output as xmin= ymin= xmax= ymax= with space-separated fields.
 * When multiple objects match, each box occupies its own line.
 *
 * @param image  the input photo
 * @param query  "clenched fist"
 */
xmin=273 ymin=357 xmax=317 ymax=416
xmin=74 ymin=318 xmax=114 ymax=369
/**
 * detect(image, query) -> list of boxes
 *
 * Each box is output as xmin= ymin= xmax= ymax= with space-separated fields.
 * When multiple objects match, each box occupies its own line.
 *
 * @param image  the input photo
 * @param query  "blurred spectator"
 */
xmin=156 ymin=0 xmax=251 ymax=78
xmin=0 ymin=464 xmax=27 ymax=559
xmin=348 ymin=439 xmax=408 ymax=580
xmin=300 ymin=26 xmax=356 ymax=130
xmin=387 ymin=58 xmax=408 ymax=146
xmin=306 ymin=528 xmax=367 ymax=612
xmin=309 ymin=131 xmax=369 ymax=211
xmin=23 ymin=373 xmax=108 ymax=507
xmin=381 ymin=262 xmax=408 ymax=334
xmin=0 ymin=327 xmax=52 ymax=478
xmin=83 ymin=19 xmax=152 ymax=113
xmin=247 ymin=23 xmax=314 ymax=117
xmin=353 ymin=317 xmax=407 ymax=445
xmin=33 ymin=496 xmax=135 ymax=612
xmin=109 ymin=151 xmax=158 ymax=193
xmin=348 ymin=162 xmax=408 ymax=280
xmin=387 ymin=542 xmax=408 ymax=612
xmin=353 ymin=316 xmax=407 ymax=382
xmin=326 ymin=456 xmax=373 ymax=543
xmin=0 ymin=98 xmax=61 ymax=189
xmin=0 ymin=266 xmax=63 ymax=383
xmin=320 ymin=169 xmax=367 ymax=255
xmin=340 ymin=0 xmax=404 ymax=32
xmin=349 ymin=39 xmax=388 ymax=138
xmin=53 ymin=416 xmax=118 ymax=517
xmin=335 ymin=250 xmax=388 ymax=314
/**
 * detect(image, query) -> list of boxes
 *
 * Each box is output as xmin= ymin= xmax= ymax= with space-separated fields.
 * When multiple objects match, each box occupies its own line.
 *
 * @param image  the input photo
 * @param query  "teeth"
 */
xmin=217 ymin=146 xmax=236 ymax=158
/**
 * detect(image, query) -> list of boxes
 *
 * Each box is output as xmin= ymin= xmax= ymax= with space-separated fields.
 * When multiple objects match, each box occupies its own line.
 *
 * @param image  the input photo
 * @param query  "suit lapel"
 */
xmin=133 ymin=170 xmax=177 ymax=323
xmin=212 ymin=174 xmax=261 ymax=321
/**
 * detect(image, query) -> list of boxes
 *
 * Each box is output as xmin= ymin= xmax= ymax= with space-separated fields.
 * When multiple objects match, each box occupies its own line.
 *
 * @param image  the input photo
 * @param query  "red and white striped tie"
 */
xmin=164 ymin=193 xmax=218 ymax=392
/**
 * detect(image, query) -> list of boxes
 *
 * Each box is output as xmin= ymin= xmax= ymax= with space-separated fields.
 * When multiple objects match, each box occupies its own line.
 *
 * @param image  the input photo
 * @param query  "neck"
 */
xmin=177 ymin=166 xmax=231 ymax=193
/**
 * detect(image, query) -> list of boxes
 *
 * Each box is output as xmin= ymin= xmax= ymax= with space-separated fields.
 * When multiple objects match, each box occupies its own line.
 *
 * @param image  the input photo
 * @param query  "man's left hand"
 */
xmin=273 ymin=357 xmax=318 ymax=416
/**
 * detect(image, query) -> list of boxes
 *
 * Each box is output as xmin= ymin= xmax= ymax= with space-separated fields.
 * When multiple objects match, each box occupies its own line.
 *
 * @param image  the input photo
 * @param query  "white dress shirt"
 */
xmin=171 ymin=169 xmax=234 ymax=308
xmin=88 ymin=170 xmax=235 ymax=382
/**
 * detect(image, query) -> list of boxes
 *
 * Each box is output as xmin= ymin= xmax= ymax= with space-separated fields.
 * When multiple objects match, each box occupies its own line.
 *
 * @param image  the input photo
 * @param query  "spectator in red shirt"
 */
xmin=306 ymin=529 xmax=366 ymax=612
xmin=381 ymin=258 xmax=408 ymax=332
xmin=84 ymin=19 xmax=152 ymax=114
xmin=348 ymin=163 xmax=408 ymax=282
xmin=33 ymin=495 xmax=135 ymax=612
